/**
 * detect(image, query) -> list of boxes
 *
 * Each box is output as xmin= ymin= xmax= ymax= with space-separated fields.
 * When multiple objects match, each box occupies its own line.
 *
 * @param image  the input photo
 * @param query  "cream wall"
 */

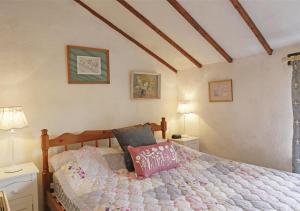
xmin=1 ymin=0 xmax=300 ymax=209
xmin=0 ymin=0 xmax=178 ymax=208
xmin=0 ymin=0 xmax=297 ymax=173
xmin=178 ymin=44 xmax=300 ymax=172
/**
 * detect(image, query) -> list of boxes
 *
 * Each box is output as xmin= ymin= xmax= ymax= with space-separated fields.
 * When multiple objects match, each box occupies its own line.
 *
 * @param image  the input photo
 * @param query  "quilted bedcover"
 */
xmin=53 ymin=144 xmax=300 ymax=211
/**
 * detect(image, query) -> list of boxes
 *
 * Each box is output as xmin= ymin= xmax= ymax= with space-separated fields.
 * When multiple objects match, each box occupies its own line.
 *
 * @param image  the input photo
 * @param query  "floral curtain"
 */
xmin=292 ymin=60 xmax=300 ymax=173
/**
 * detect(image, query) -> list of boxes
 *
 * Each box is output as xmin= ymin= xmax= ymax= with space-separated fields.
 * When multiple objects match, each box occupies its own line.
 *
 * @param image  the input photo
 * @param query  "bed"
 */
xmin=41 ymin=118 xmax=167 ymax=211
xmin=42 ymin=117 xmax=300 ymax=211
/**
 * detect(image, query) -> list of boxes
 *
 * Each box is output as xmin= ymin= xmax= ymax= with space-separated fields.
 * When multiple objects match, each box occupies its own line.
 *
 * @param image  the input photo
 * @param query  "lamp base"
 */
xmin=4 ymin=165 xmax=23 ymax=174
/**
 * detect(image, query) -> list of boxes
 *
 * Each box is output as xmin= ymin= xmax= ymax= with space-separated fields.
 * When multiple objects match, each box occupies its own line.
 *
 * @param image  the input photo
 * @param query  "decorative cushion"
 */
xmin=127 ymin=141 xmax=180 ymax=178
xmin=112 ymin=124 xmax=157 ymax=171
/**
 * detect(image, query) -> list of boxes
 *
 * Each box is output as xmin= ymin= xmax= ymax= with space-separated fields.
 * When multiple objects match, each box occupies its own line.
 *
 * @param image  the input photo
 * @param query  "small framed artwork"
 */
xmin=66 ymin=45 xmax=110 ymax=84
xmin=131 ymin=72 xmax=161 ymax=99
xmin=209 ymin=79 xmax=233 ymax=102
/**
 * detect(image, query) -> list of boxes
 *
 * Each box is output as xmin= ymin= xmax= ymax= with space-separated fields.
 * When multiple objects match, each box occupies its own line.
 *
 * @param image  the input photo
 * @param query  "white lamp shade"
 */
xmin=177 ymin=103 xmax=192 ymax=114
xmin=0 ymin=107 xmax=28 ymax=130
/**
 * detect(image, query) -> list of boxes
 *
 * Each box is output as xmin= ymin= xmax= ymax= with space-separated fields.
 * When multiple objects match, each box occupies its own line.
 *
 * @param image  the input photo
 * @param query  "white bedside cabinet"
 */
xmin=0 ymin=163 xmax=39 ymax=211
xmin=171 ymin=136 xmax=200 ymax=151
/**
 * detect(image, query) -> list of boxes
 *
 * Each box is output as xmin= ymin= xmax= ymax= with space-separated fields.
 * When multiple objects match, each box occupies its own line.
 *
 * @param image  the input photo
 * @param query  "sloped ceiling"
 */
xmin=80 ymin=0 xmax=300 ymax=71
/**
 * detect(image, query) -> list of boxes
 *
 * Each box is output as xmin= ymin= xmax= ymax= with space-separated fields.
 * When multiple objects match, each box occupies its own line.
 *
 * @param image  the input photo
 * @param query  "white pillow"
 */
xmin=101 ymin=148 xmax=126 ymax=170
xmin=97 ymin=147 xmax=123 ymax=155
xmin=54 ymin=146 xmax=114 ymax=196
xmin=50 ymin=145 xmax=111 ymax=172
xmin=50 ymin=150 xmax=74 ymax=172
xmin=59 ymin=158 xmax=112 ymax=196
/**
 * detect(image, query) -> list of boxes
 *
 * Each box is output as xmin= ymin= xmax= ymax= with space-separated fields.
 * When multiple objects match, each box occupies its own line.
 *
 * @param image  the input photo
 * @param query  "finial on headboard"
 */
xmin=41 ymin=129 xmax=49 ymax=149
xmin=41 ymin=129 xmax=48 ymax=135
xmin=161 ymin=117 xmax=167 ymax=139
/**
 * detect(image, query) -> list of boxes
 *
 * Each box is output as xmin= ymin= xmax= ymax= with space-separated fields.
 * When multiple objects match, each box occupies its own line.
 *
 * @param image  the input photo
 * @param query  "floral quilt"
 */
xmin=53 ymin=144 xmax=300 ymax=211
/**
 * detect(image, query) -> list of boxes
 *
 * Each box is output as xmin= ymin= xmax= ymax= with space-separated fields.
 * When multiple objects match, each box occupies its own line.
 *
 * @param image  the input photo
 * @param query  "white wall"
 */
xmin=0 ymin=0 xmax=178 ymax=208
xmin=178 ymin=44 xmax=300 ymax=172
xmin=1 ymin=0 xmax=300 ymax=209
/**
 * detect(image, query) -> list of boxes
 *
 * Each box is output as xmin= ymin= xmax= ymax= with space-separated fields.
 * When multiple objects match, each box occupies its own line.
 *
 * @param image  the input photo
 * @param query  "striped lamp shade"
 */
xmin=0 ymin=107 xmax=28 ymax=131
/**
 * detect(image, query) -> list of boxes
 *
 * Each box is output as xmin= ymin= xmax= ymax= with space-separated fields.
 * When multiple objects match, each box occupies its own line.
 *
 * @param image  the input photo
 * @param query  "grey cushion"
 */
xmin=112 ymin=124 xmax=156 ymax=171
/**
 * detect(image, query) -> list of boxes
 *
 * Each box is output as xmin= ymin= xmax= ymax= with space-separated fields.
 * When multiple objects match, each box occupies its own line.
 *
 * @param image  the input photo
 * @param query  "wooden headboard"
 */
xmin=41 ymin=117 xmax=167 ymax=210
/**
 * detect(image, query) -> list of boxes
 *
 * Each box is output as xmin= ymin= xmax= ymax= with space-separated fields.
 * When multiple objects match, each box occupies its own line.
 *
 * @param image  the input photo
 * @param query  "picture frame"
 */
xmin=131 ymin=72 xmax=161 ymax=99
xmin=66 ymin=45 xmax=110 ymax=84
xmin=209 ymin=79 xmax=233 ymax=102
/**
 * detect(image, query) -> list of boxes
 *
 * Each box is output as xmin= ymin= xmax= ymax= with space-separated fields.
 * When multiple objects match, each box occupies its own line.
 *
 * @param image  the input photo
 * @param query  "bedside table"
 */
xmin=0 ymin=191 xmax=10 ymax=211
xmin=0 ymin=163 xmax=39 ymax=211
xmin=170 ymin=136 xmax=199 ymax=151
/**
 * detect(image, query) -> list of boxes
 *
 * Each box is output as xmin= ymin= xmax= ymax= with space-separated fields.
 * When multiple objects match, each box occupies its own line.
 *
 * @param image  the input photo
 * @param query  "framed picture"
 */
xmin=131 ymin=72 xmax=161 ymax=99
xmin=209 ymin=79 xmax=233 ymax=102
xmin=66 ymin=45 xmax=110 ymax=84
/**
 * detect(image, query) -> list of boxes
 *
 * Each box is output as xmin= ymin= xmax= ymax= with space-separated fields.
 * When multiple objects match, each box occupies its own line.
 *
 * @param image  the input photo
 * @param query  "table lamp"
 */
xmin=177 ymin=102 xmax=192 ymax=137
xmin=0 ymin=107 xmax=28 ymax=173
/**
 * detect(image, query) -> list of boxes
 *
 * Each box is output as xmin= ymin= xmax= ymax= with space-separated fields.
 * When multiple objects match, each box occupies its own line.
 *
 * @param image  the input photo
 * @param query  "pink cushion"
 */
xmin=127 ymin=141 xmax=180 ymax=178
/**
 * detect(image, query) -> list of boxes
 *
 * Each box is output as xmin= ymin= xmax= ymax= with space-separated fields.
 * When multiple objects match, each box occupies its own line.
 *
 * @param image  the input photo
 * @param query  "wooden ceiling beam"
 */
xmin=116 ymin=0 xmax=202 ymax=68
xmin=73 ymin=0 xmax=177 ymax=73
xmin=167 ymin=0 xmax=233 ymax=63
xmin=230 ymin=0 xmax=273 ymax=55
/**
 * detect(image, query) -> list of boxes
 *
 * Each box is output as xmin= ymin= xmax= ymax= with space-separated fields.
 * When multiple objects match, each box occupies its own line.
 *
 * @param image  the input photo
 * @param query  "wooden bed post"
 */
xmin=161 ymin=117 xmax=167 ymax=139
xmin=41 ymin=129 xmax=50 ymax=211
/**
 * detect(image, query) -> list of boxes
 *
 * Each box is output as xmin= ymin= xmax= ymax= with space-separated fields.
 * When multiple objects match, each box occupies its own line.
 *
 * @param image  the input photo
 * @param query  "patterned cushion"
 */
xmin=128 ymin=141 xmax=180 ymax=178
xmin=112 ymin=124 xmax=157 ymax=171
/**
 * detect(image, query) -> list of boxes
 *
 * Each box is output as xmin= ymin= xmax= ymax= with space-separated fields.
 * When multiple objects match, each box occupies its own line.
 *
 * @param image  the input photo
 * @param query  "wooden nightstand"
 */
xmin=0 ymin=163 xmax=39 ymax=211
xmin=170 ymin=136 xmax=199 ymax=151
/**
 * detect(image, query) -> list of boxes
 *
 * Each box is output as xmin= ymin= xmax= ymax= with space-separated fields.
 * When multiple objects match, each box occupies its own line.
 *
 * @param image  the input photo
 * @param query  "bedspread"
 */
xmin=53 ymin=144 xmax=300 ymax=211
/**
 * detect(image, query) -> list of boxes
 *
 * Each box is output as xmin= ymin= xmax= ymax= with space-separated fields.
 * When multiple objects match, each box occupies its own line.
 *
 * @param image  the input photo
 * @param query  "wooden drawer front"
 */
xmin=9 ymin=196 xmax=33 ymax=211
xmin=0 ymin=178 xmax=33 ymax=201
